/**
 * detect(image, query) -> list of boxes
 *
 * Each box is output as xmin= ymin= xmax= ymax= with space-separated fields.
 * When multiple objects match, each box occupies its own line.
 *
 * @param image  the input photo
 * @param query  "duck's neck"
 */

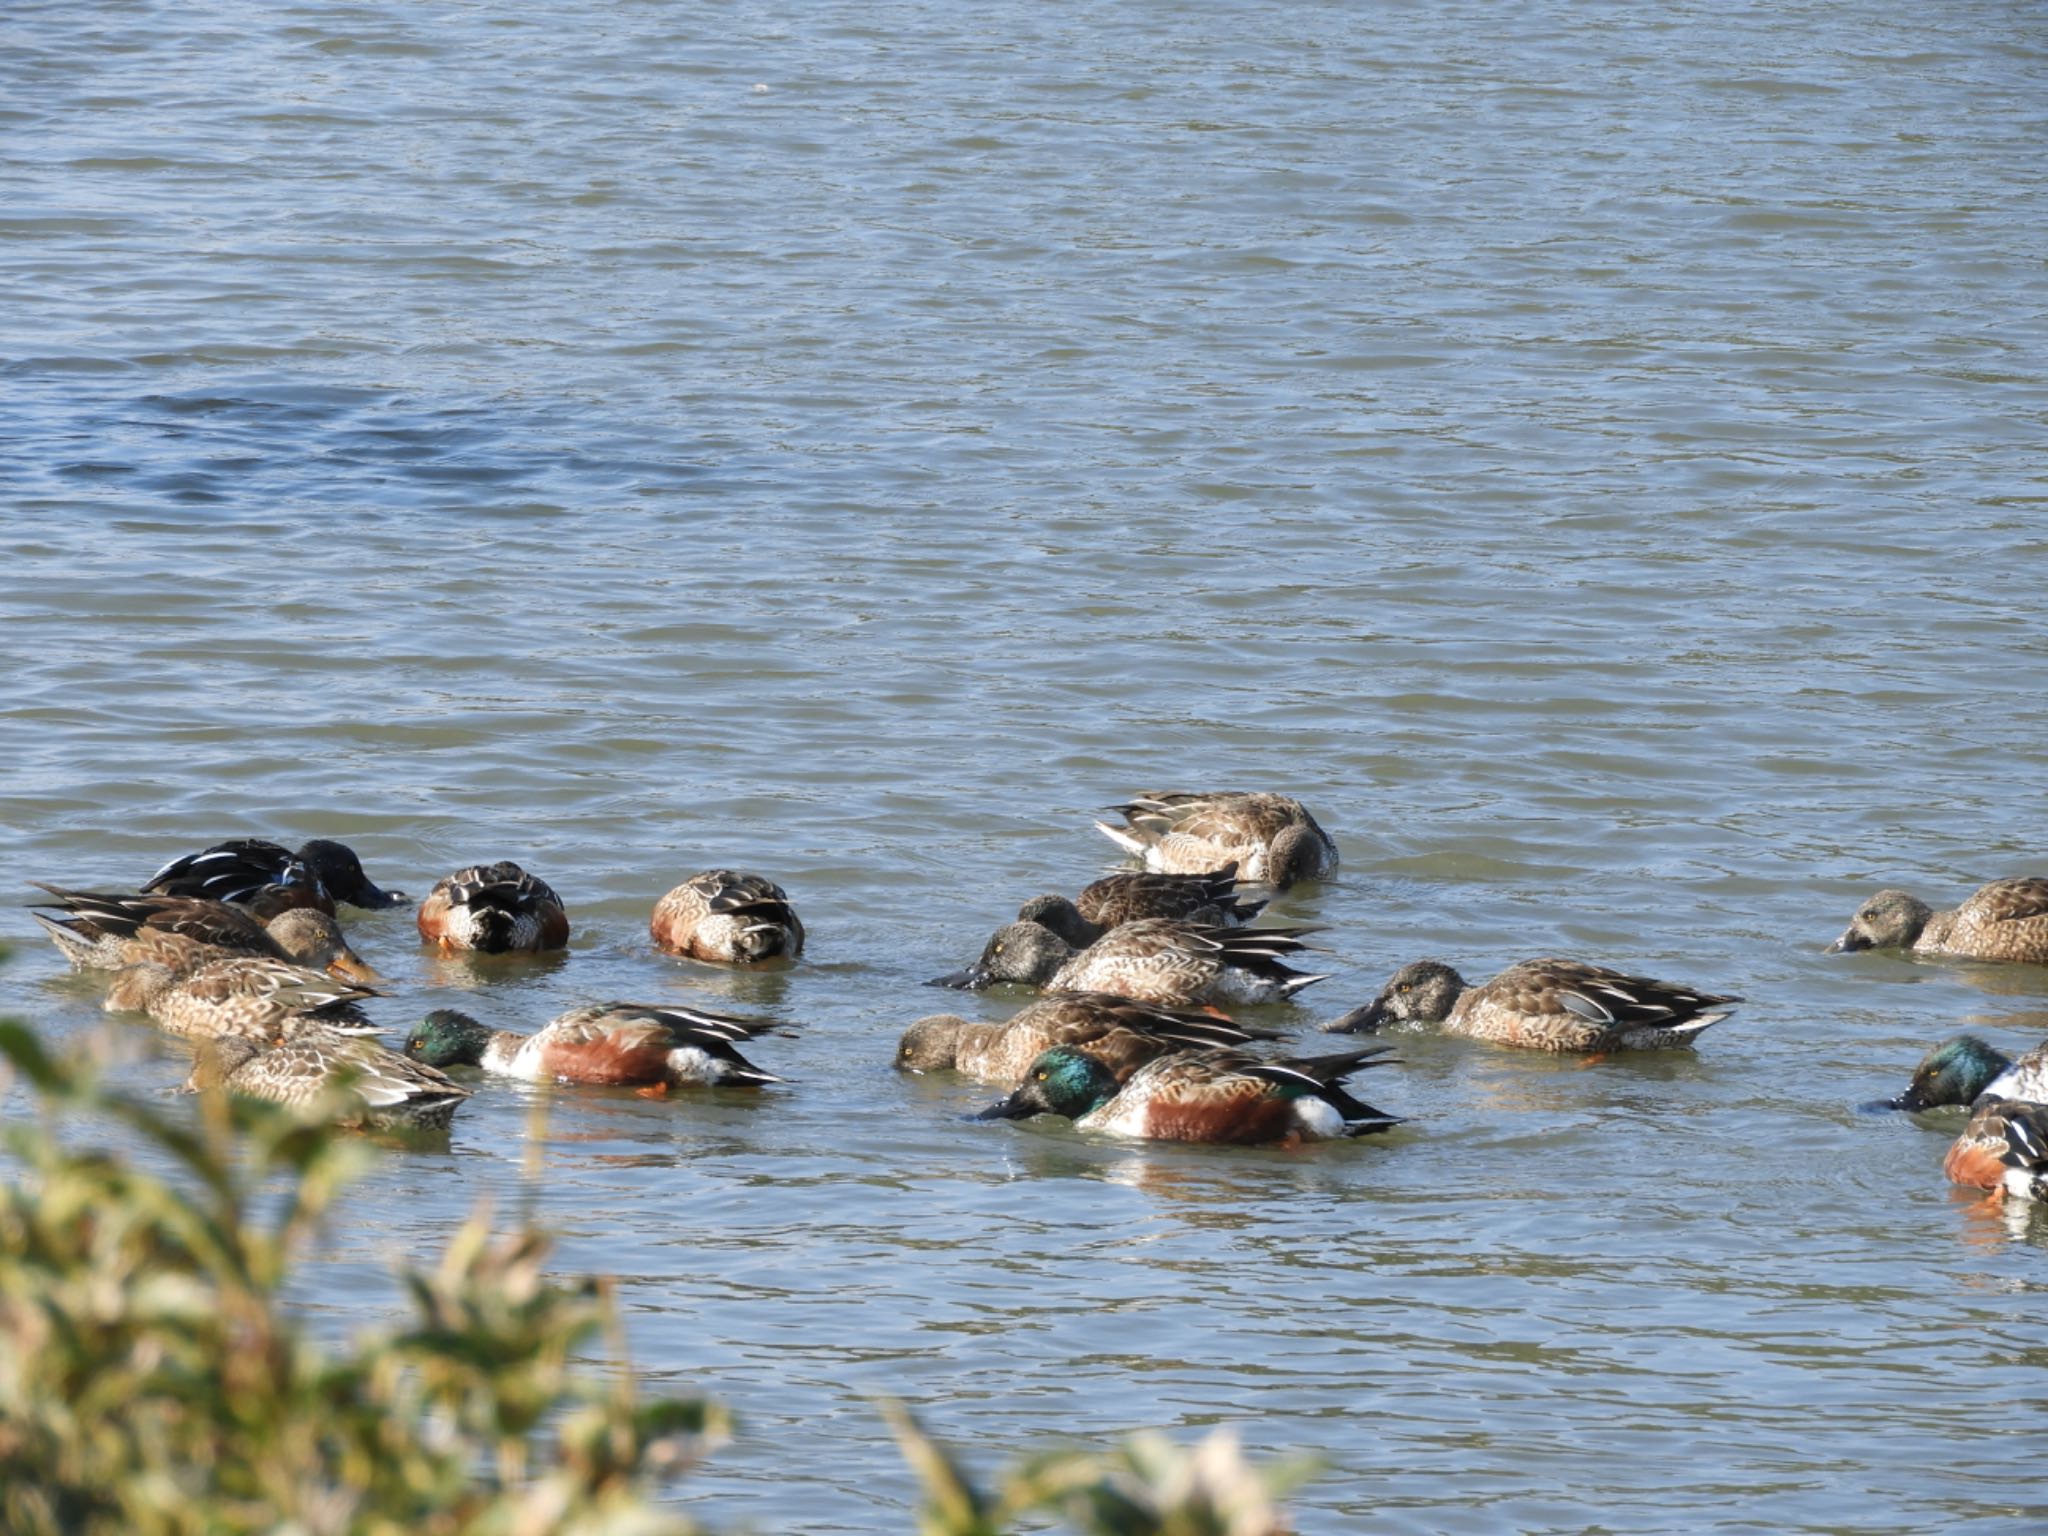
xmin=1915 ymin=907 xmax=1958 ymax=952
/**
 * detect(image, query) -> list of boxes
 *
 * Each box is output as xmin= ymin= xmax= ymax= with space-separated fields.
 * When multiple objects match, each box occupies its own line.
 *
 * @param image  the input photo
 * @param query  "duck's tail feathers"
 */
xmin=1338 ymin=1107 xmax=1406 ymax=1137
xmin=1093 ymin=819 xmax=1151 ymax=857
xmin=1276 ymin=970 xmax=1334 ymax=998
xmin=1653 ymin=1011 xmax=1733 ymax=1043
xmin=32 ymin=911 xmax=97 ymax=968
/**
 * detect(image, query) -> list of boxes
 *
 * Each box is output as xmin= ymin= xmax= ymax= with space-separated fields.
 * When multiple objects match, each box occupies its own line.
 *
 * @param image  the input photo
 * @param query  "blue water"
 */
xmin=5 ymin=2 xmax=2048 ymax=1529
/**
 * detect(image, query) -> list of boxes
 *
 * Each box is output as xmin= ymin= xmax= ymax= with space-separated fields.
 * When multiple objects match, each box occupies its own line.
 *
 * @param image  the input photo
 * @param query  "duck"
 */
xmin=1093 ymin=792 xmax=1337 ymax=888
xmin=28 ymin=884 xmax=379 ymax=982
xmin=103 ymin=956 xmax=381 ymax=1040
xmin=973 ymin=1043 xmax=1402 ymax=1146
xmin=650 ymin=870 xmax=804 ymax=964
xmin=416 ymin=862 xmax=569 ymax=953
xmin=144 ymin=838 xmax=409 ymax=913
xmin=403 ymin=1003 xmax=786 ymax=1087
xmin=895 ymin=991 xmax=1283 ymax=1084
xmin=1887 ymin=1034 xmax=2048 ymax=1189
xmin=1330 ymin=957 xmax=1740 ymax=1052
xmin=186 ymin=1024 xmax=469 ymax=1131
xmin=1829 ymin=878 xmax=2048 ymax=964
xmin=929 ymin=917 xmax=1329 ymax=1007
xmin=1012 ymin=866 xmax=1266 ymax=949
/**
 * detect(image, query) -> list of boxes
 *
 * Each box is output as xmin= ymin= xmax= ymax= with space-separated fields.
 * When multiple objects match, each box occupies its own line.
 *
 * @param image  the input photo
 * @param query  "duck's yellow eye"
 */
xmin=1397 ymin=984 xmax=1411 ymax=994
xmin=993 ymin=942 xmax=1004 ymax=954
xmin=1036 ymin=1070 xmax=1048 ymax=1081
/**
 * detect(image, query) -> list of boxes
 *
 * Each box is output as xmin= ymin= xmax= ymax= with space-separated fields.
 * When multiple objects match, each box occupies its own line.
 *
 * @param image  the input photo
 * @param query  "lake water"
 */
xmin=5 ymin=1 xmax=2048 ymax=1529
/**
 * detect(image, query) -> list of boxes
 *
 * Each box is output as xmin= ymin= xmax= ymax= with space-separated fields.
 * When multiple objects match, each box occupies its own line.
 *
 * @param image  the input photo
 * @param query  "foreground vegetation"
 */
xmin=0 ymin=984 xmax=1311 ymax=1534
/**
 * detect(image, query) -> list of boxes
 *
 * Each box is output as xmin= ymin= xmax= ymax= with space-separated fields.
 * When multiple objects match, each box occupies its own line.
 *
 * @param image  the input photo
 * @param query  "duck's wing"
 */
xmin=143 ymin=840 xmax=312 ymax=905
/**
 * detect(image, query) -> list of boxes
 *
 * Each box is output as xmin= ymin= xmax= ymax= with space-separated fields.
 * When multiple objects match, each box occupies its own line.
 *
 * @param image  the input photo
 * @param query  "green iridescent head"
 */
xmin=404 ymin=1008 xmax=494 ymax=1068
xmin=973 ymin=1046 xmax=1119 ymax=1123
xmin=1890 ymin=1034 xmax=2011 ymax=1111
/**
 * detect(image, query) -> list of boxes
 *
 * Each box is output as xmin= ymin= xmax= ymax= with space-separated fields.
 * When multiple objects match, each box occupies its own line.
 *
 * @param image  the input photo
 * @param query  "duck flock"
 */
xmin=25 ymin=791 xmax=2048 ymax=1203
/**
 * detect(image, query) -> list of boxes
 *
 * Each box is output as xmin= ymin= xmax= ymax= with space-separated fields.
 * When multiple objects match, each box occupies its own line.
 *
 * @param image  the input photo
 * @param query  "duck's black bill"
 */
xmin=926 ymin=967 xmax=988 ymax=991
xmin=972 ymin=1092 xmax=1036 ymax=1121
xmin=1321 ymin=1000 xmax=1387 ymax=1034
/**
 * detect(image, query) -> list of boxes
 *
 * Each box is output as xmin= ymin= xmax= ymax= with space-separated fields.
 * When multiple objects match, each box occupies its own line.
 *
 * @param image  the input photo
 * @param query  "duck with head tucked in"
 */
xmin=1829 ymin=878 xmax=2048 ymax=965
xmin=145 ymin=838 xmax=409 ymax=914
xmin=29 ymin=883 xmax=379 ymax=982
xmin=104 ymin=956 xmax=382 ymax=1040
xmin=1094 ymin=792 xmax=1337 ymax=889
xmin=406 ymin=1002 xmax=787 ymax=1088
xmin=896 ymin=991 xmax=1282 ymax=1084
xmin=650 ymin=869 xmax=804 ymax=964
xmin=186 ymin=1024 xmax=469 ymax=1131
xmin=1331 ymin=957 xmax=1740 ymax=1053
xmin=1013 ymin=865 xmax=1265 ymax=950
xmin=974 ymin=1043 xmax=1402 ymax=1146
xmin=417 ymin=862 xmax=569 ymax=954
xmin=930 ymin=917 xmax=1329 ymax=1008
xmin=1887 ymin=1034 xmax=2048 ymax=1190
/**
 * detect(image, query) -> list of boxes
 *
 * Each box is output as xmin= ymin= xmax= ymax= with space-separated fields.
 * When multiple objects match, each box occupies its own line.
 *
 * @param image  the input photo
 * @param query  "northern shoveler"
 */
xmin=404 ymin=1002 xmax=786 ymax=1087
xmin=103 ymin=957 xmax=381 ymax=1040
xmin=28 ymin=883 xmax=379 ymax=982
xmin=145 ymin=838 xmax=408 ymax=913
xmin=1829 ymin=878 xmax=2048 ymax=964
xmin=973 ymin=1043 xmax=1402 ymax=1145
xmin=186 ymin=1024 xmax=469 ymax=1130
xmin=650 ymin=870 xmax=804 ymax=964
xmin=1014 ymin=866 xmax=1266 ymax=949
xmin=1888 ymin=1035 xmax=2048 ymax=1190
xmin=1093 ymin=792 xmax=1337 ymax=888
xmin=895 ymin=991 xmax=1282 ymax=1084
xmin=929 ymin=917 xmax=1329 ymax=1007
xmin=417 ymin=862 xmax=569 ymax=953
xmin=1330 ymin=957 xmax=1740 ymax=1052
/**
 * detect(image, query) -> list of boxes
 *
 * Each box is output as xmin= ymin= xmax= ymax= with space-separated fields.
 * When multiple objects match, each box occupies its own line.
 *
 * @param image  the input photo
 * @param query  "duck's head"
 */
xmin=104 ymin=961 xmax=176 ymax=1013
xmin=265 ymin=907 xmax=382 ymax=985
xmin=1829 ymin=889 xmax=1931 ymax=953
xmin=927 ymin=922 xmax=1073 ymax=991
xmin=973 ymin=1046 xmax=1119 ymax=1123
xmin=182 ymin=1034 xmax=267 ymax=1094
xmin=300 ymin=839 xmax=409 ymax=910
xmin=1267 ymin=818 xmax=1331 ymax=889
xmin=1014 ymin=894 xmax=1099 ymax=949
xmin=1889 ymin=1034 xmax=2012 ymax=1111
xmin=895 ymin=1015 xmax=971 ymax=1072
xmin=1324 ymin=959 xmax=1465 ymax=1033
xmin=404 ymin=1008 xmax=494 ymax=1068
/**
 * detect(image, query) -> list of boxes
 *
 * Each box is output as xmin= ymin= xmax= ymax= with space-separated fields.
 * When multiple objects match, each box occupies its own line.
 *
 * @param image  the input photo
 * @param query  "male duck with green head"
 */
xmin=974 ymin=1043 xmax=1402 ymax=1147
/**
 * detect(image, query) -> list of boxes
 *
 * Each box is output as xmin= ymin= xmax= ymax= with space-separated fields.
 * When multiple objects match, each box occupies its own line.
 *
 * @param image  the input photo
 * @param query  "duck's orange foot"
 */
xmin=1575 ymin=1052 xmax=1611 ymax=1068
xmin=635 ymin=1082 xmax=670 ymax=1099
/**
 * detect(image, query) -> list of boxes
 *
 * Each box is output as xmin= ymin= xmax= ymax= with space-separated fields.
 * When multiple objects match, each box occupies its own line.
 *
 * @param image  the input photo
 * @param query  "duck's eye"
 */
xmin=1035 ymin=1070 xmax=1048 ymax=1081
xmin=993 ymin=942 xmax=1004 ymax=954
xmin=1397 ymin=983 xmax=1411 ymax=994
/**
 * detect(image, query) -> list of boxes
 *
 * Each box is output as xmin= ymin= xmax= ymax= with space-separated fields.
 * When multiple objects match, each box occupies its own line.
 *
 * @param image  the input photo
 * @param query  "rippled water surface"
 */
xmin=6 ymin=1 xmax=2048 ymax=1529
